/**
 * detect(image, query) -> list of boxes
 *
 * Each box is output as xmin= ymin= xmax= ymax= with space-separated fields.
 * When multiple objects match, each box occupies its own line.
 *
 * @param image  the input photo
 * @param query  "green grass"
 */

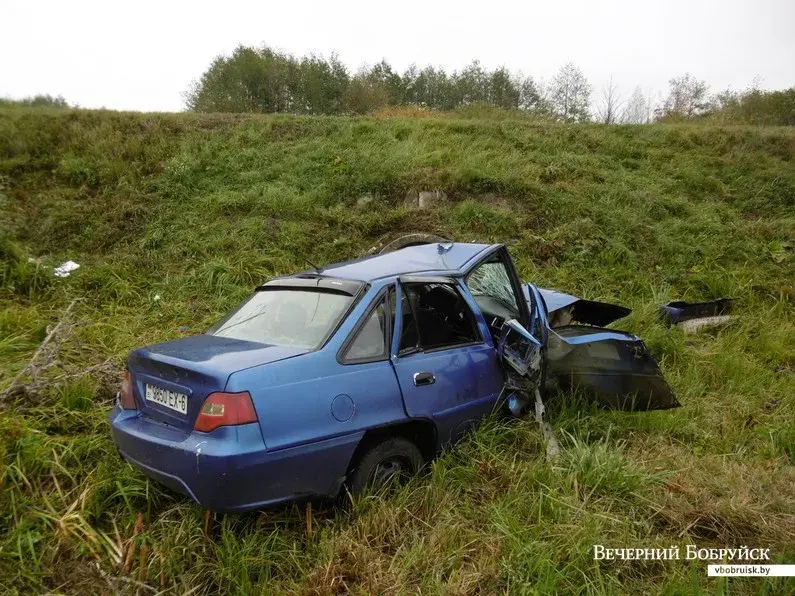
xmin=0 ymin=107 xmax=793 ymax=594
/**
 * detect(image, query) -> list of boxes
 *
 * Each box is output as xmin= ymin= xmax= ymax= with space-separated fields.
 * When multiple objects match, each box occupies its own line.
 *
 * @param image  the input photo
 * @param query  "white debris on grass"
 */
xmin=534 ymin=388 xmax=560 ymax=462
xmin=680 ymin=315 xmax=735 ymax=334
xmin=53 ymin=260 xmax=80 ymax=277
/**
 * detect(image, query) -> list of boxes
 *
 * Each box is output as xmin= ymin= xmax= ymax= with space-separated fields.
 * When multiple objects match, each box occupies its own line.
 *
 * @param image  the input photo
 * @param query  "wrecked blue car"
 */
xmin=109 ymin=242 xmax=677 ymax=512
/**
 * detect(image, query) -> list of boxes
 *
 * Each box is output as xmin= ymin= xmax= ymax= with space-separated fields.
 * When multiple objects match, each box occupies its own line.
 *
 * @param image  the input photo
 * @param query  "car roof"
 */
xmin=317 ymin=242 xmax=495 ymax=282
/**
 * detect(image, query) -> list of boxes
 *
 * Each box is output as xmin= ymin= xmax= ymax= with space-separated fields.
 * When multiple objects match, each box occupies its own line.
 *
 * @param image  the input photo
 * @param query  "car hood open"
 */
xmin=537 ymin=287 xmax=631 ymax=328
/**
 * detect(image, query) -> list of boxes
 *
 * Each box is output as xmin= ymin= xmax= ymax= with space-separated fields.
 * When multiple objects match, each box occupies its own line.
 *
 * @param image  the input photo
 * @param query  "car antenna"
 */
xmin=297 ymin=251 xmax=322 ymax=275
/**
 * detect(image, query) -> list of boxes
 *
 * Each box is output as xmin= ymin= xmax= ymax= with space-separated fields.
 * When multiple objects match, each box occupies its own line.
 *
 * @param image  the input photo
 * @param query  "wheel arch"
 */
xmin=345 ymin=418 xmax=438 ymax=477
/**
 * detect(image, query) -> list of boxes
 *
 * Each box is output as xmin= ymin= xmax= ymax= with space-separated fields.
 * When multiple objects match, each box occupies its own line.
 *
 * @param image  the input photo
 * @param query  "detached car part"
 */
xmin=544 ymin=326 xmax=679 ymax=410
xmin=660 ymin=298 xmax=735 ymax=334
xmin=660 ymin=298 xmax=733 ymax=325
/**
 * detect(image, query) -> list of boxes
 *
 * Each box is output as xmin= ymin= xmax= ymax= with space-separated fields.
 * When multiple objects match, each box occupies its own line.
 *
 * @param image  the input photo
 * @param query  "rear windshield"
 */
xmin=208 ymin=289 xmax=354 ymax=349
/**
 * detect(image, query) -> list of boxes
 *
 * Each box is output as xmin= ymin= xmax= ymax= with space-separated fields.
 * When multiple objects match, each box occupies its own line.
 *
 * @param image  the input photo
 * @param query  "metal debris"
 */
xmin=538 ymin=288 xmax=631 ymax=328
xmin=660 ymin=298 xmax=735 ymax=334
xmin=679 ymin=315 xmax=735 ymax=334
xmin=534 ymin=388 xmax=560 ymax=462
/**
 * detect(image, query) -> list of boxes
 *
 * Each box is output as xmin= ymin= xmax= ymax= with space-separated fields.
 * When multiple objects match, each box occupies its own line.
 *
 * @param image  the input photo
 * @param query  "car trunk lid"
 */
xmin=127 ymin=335 xmax=309 ymax=430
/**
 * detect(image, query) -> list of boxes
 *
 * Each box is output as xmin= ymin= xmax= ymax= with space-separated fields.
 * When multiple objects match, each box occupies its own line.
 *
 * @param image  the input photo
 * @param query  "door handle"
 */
xmin=413 ymin=371 xmax=435 ymax=386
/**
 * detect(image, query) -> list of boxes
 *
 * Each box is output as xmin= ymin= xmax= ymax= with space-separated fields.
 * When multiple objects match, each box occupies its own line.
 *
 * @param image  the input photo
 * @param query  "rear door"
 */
xmin=390 ymin=277 xmax=503 ymax=444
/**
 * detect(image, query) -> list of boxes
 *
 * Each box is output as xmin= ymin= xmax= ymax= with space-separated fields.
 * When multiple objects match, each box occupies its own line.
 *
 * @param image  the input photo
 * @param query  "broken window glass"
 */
xmin=466 ymin=258 xmax=521 ymax=323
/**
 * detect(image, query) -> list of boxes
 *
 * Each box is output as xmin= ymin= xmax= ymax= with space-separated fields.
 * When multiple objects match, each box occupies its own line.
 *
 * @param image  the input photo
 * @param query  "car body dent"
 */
xmin=535 ymin=287 xmax=631 ymax=328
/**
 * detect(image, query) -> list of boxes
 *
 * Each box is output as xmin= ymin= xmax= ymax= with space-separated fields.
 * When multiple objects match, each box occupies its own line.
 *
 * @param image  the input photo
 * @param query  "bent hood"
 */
xmin=536 ymin=287 xmax=631 ymax=328
xmin=545 ymin=326 xmax=680 ymax=411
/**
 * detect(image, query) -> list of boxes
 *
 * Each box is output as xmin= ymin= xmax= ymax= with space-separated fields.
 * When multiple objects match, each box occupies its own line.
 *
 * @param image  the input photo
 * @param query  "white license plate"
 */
xmin=145 ymin=384 xmax=188 ymax=415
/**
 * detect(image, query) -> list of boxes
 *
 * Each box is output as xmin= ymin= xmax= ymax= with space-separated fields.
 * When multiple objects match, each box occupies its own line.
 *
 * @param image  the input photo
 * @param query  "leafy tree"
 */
xmin=413 ymin=66 xmax=455 ymax=109
xmin=517 ymin=75 xmax=542 ymax=111
xmin=737 ymin=88 xmax=795 ymax=125
xmin=708 ymin=83 xmax=795 ymax=125
xmin=298 ymin=53 xmax=349 ymax=114
xmin=452 ymin=60 xmax=490 ymax=106
xmin=656 ymin=73 xmax=710 ymax=120
xmin=487 ymin=67 xmax=521 ymax=109
xmin=548 ymin=63 xmax=591 ymax=122
xmin=184 ymin=46 xmax=348 ymax=114
xmin=343 ymin=68 xmax=390 ymax=114
xmin=367 ymin=60 xmax=404 ymax=105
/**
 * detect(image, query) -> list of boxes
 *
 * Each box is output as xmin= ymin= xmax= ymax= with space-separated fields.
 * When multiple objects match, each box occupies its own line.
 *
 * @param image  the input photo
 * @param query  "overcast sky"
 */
xmin=2 ymin=0 xmax=793 ymax=112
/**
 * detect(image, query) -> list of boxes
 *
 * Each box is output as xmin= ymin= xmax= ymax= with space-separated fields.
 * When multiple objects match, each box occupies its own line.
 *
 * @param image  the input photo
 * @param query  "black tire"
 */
xmin=348 ymin=437 xmax=425 ymax=495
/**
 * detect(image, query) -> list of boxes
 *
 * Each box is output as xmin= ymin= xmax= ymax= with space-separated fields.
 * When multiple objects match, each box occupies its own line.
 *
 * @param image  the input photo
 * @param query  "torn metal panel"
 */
xmin=545 ymin=325 xmax=680 ymax=411
xmin=495 ymin=286 xmax=545 ymax=419
xmin=534 ymin=287 xmax=631 ymax=328
xmin=497 ymin=319 xmax=543 ymax=378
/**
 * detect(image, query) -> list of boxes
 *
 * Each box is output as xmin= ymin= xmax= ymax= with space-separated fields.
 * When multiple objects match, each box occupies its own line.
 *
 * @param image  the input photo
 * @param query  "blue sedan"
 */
xmin=110 ymin=242 xmax=676 ymax=512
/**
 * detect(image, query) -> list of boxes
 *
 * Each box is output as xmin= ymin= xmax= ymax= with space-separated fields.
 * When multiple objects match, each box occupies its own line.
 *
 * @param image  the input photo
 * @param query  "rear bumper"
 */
xmin=109 ymin=405 xmax=362 ymax=512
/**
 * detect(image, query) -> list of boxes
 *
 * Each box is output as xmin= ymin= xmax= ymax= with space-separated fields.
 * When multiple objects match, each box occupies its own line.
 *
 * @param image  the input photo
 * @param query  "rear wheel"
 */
xmin=348 ymin=437 xmax=424 ymax=495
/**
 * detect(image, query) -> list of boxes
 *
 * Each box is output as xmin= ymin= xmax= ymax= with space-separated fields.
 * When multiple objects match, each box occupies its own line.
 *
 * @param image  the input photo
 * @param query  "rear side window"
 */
xmin=209 ymin=289 xmax=354 ymax=349
xmin=399 ymin=283 xmax=481 ymax=352
xmin=342 ymin=297 xmax=389 ymax=363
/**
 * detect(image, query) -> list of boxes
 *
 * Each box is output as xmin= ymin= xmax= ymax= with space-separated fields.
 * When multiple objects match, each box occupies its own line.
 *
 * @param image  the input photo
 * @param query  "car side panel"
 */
xmin=227 ymin=350 xmax=406 ymax=452
xmin=390 ymin=279 xmax=503 ymax=445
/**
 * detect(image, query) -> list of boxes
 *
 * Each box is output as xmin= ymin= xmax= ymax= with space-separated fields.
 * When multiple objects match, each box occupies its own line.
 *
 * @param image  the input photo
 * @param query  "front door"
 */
xmin=464 ymin=247 xmax=545 ymax=380
xmin=390 ymin=278 xmax=503 ymax=444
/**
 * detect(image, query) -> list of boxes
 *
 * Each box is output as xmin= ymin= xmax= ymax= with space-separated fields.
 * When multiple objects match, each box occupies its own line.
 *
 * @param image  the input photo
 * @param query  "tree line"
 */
xmin=3 ymin=49 xmax=791 ymax=125
xmin=184 ymin=46 xmax=794 ymax=125
xmin=602 ymin=74 xmax=795 ymax=125
xmin=0 ymin=95 xmax=69 ymax=109
xmin=183 ymin=46 xmax=591 ymax=122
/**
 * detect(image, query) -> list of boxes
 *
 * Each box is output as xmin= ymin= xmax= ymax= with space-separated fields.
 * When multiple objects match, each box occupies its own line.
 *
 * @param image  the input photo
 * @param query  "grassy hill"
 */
xmin=1 ymin=107 xmax=793 ymax=594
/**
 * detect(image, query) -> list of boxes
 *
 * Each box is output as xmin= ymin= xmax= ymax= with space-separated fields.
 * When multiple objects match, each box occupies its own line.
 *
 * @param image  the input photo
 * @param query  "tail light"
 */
xmin=194 ymin=391 xmax=258 ymax=433
xmin=119 ymin=370 xmax=137 ymax=410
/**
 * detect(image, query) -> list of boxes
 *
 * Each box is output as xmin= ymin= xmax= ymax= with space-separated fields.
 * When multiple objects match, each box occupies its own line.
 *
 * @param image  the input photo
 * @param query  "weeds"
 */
xmin=0 ymin=108 xmax=793 ymax=594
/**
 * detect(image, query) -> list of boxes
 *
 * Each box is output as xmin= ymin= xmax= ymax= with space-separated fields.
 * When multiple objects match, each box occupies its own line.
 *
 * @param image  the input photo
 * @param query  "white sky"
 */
xmin=2 ymin=0 xmax=793 ymax=112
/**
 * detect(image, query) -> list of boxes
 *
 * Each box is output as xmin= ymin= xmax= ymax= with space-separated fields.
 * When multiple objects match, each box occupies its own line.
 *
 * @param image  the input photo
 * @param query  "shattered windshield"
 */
xmin=208 ymin=289 xmax=353 ymax=349
xmin=467 ymin=260 xmax=520 ymax=319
